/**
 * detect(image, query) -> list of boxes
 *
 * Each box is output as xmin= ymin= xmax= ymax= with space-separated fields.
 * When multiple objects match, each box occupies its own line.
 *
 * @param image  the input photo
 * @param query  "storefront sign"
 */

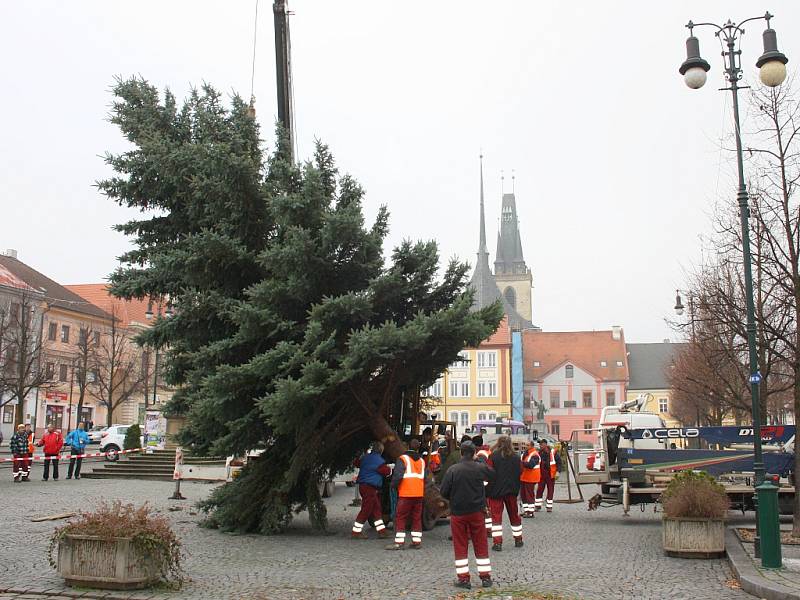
xmin=45 ymin=391 xmax=68 ymax=402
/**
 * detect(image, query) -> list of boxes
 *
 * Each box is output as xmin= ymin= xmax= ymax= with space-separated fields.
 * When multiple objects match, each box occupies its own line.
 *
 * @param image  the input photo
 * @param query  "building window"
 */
xmin=78 ymin=328 xmax=88 ymax=346
xmin=606 ymin=390 xmax=616 ymax=406
xmin=60 ymin=325 xmax=70 ymax=343
xmin=450 ymin=381 xmax=470 ymax=397
xmin=488 ymin=381 xmax=496 ymax=397
xmin=477 ymin=351 xmax=497 ymax=368
xmin=564 ymin=400 xmax=577 ymax=408
xmin=423 ymin=380 xmax=442 ymax=397
xmin=48 ymin=322 xmax=57 ymax=341
xmin=478 ymin=381 xmax=497 ymax=397
xmin=582 ymin=390 xmax=593 ymax=408
xmin=600 ymin=360 xmax=607 ymax=367
xmin=460 ymin=411 xmax=469 ymax=429
xmin=478 ymin=412 xmax=487 ymax=421
xmin=616 ymin=360 xmax=624 ymax=367
xmin=503 ymin=286 xmax=516 ymax=309
xmin=45 ymin=362 xmax=55 ymax=379
xmin=549 ymin=389 xmax=560 ymax=408
xmin=94 ymin=331 xmax=101 ymax=346
xmin=584 ymin=420 xmax=593 ymax=431
xmin=565 ymin=364 xmax=574 ymax=379
xmin=533 ymin=361 xmax=540 ymax=367
xmin=659 ymin=398 xmax=669 ymax=413
xmin=449 ymin=411 xmax=459 ymax=423
xmin=59 ymin=364 xmax=68 ymax=382
xmin=551 ymin=421 xmax=560 ymax=437
xmin=451 ymin=351 xmax=469 ymax=368
xmin=488 ymin=412 xmax=497 ymax=421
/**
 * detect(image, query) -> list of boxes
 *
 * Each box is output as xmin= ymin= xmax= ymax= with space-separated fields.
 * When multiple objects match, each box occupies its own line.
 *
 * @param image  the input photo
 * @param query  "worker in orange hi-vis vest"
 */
xmin=386 ymin=438 xmax=426 ymax=550
xmin=519 ymin=440 xmax=541 ymax=518
xmin=534 ymin=439 xmax=561 ymax=513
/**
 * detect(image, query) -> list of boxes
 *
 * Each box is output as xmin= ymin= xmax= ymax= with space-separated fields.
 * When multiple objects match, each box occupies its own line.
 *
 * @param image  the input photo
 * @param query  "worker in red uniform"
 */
xmin=519 ymin=439 xmax=540 ymax=518
xmin=352 ymin=441 xmax=391 ymax=539
xmin=535 ymin=439 xmax=561 ymax=513
xmin=472 ymin=435 xmax=492 ymax=536
xmin=440 ymin=441 xmax=495 ymax=590
xmin=386 ymin=438 xmax=425 ymax=550
xmin=486 ymin=436 xmax=523 ymax=550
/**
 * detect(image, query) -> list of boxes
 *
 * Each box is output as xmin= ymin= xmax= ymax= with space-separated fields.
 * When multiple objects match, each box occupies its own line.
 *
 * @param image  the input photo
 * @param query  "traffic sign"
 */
xmin=749 ymin=372 xmax=762 ymax=384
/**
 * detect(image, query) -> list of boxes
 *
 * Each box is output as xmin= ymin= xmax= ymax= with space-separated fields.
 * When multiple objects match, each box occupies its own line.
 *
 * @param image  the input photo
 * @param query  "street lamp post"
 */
xmin=679 ymin=11 xmax=787 ymax=568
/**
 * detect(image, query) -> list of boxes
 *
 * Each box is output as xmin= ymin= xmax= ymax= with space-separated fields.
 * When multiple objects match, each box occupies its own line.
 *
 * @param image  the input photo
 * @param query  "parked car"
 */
xmin=87 ymin=425 xmax=105 ymax=444
xmin=100 ymin=425 xmax=143 ymax=461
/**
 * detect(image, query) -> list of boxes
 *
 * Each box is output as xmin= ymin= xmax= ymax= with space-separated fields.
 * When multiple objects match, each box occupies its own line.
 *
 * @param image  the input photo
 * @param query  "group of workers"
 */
xmin=8 ymin=422 xmax=91 ymax=482
xmin=351 ymin=432 xmax=561 ymax=590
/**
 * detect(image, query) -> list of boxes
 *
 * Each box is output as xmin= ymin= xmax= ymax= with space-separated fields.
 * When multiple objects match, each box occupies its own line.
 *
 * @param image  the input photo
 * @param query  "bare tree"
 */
xmin=90 ymin=309 xmax=146 ymax=427
xmin=71 ymin=322 xmax=97 ymax=429
xmin=0 ymin=290 xmax=52 ymax=425
xmin=739 ymin=78 xmax=800 ymax=534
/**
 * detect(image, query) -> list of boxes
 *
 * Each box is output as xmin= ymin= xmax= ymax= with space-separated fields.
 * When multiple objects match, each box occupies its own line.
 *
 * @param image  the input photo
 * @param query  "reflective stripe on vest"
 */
xmin=398 ymin=454 xmax=425 ymax=497
xmin=520 ymin=449 xmax=541 ymax=483
xmin=548 ymin=447 xmax=558 ymax=477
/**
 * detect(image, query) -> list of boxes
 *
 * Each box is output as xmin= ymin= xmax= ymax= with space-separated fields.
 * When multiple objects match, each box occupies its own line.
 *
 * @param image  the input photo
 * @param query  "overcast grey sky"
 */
xmin=2 ymin=1 xmax=799 ymax=342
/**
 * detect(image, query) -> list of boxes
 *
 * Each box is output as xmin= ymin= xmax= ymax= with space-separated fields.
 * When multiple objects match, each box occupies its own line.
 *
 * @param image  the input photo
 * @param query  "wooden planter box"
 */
xmin=57 ymin=534 xmax=160 ymax=590
xmin=662 ymin=517 xmax=725 ymax=558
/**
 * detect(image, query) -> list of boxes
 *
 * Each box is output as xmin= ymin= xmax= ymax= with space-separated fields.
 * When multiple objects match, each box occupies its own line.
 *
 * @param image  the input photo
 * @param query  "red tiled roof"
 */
xmin=0 ymin=263 xmax=34 ymax=291
xmin=523 ymin=329 xmax=628 ymax=382
xmin=476 ymin=316 xmax=511 ymax=348
xmin=65 ymin=284 xmax=153 ymax=328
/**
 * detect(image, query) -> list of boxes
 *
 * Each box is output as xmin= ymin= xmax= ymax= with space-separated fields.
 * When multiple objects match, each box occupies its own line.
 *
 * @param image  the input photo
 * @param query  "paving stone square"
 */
xmin=0 ymin=474 xmax=748 ymax=599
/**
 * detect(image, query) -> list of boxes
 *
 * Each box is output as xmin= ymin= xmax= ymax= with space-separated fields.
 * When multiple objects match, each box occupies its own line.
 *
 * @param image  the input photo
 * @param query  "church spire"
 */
xmin=478 ymin=152 xmax=487 ymax=255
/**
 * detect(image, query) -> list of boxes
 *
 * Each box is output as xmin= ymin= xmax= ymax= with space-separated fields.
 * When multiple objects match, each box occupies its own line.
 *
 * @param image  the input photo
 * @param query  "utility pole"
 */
xmin=273 ymin=0 xmax=294 ymax=161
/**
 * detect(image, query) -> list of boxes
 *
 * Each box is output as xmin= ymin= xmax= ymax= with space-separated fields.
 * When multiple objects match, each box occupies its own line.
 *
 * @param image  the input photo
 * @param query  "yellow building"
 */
xmin=423 ymin=317 xmax=512 ymax=435
xmin=626 ymin=342 xmax=684 ymax=427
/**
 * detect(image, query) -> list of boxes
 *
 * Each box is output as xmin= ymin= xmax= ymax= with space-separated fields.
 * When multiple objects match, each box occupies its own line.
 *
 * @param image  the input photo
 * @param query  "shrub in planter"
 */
xmin=124 ymin=423 xmax=142 ymax=451
xmin=49 ymin=501 xmax=184 ymax=589
xmin=661 ymin=470 xmax=729 ymax=558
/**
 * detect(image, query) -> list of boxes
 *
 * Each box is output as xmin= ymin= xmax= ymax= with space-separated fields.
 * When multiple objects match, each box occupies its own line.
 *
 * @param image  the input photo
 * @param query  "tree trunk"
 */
xmin=793 ymin=360 xmax=800 ymax=537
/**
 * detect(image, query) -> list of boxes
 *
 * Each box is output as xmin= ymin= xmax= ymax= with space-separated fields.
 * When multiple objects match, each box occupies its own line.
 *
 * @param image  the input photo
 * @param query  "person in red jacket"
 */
xmin=38 ymin=424 xmax=64 ymax=481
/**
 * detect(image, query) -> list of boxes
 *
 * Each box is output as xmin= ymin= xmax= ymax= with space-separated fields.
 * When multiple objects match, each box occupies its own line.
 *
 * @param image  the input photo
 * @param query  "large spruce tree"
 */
xmin=103 ymin=78 xmax=502 ymax=533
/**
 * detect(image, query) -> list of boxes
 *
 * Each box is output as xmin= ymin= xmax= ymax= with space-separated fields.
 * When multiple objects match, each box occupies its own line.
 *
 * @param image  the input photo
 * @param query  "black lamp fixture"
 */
xmin=679 ymin=26 xmax=711 ymax=89
xmin=674 ymin=290 xmax=685 ymax=316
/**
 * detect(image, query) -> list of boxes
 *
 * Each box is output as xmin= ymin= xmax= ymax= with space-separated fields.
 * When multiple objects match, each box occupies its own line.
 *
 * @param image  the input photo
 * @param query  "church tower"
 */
xmin=494 ymin=192 xmax=533 ymax=322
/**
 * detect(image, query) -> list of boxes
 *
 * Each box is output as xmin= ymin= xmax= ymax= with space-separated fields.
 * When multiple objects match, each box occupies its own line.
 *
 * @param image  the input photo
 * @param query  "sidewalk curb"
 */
xmin=726 ymin=527 xmax=800 ymax=600
xmin=0 ymin=587 xmax=156 ymax=599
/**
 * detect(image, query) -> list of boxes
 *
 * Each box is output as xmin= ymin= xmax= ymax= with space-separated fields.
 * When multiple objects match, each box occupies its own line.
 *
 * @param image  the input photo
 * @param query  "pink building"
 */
xmin=522 ymin=328 xmax=629 ymax=443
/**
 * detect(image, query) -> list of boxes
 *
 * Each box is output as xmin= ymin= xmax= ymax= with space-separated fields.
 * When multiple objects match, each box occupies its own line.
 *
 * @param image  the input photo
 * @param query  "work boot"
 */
xmin=385 ymin=543 xmax=404 ymax=551
xmin=515 ymin=538 xmax=524 ymax=548
xmin=481 ymin=577 xmax=493 ymax=588
xmin=13 ymin=476 xmax=20 ymax=483
xmin=377 ymin=530 xmax=391 ymax=539
xmin=410 ymin=542 xmax=422 ymax=550
xmin=453 ymin=580 xmax=471 ymax=590
xmin=491 ymin=543 xmax=502 ymax=552
xmin=351 ymin=532 xmax=368 ymax=540
xmin=546 ymin=508 xmax=552 ymax=513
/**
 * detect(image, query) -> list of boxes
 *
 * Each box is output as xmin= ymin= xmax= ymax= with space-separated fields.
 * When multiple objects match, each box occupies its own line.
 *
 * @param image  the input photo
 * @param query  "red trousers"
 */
xmin=520 ymin=481 xmax=537 ymax=515
xmin=394 ymin=497 xmax=423 ymax=545
xmin=488 ymin=494 xmax=522 ymax=544
xmin=353 ymin=484 xmax=386 ymax=533
xmin=12 ymin=455 xmax=30 ymax=479
xmin=450 ymin=512 xmax=491 ymax=582
xmin=536 ymin=475 xmax=555 ymax=510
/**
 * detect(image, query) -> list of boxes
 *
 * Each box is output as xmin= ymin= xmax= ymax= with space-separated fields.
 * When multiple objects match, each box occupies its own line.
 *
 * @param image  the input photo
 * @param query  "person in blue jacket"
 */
xmin=352 ymin=441 xmax=392 ymax=539
xmin=65 ymin=422 xmax=91 ymax=480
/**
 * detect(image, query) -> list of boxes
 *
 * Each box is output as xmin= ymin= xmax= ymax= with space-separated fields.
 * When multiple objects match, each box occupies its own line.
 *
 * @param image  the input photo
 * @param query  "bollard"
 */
xmin=169 ymin=446 xmax=186 ymax=500
xmin=756 ymin=481 xmax=782 ymax=569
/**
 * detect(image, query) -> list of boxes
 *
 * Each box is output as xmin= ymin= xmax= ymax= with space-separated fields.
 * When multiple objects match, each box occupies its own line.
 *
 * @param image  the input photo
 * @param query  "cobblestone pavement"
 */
xmin=0 ymin=473 xmax=748 ymax=600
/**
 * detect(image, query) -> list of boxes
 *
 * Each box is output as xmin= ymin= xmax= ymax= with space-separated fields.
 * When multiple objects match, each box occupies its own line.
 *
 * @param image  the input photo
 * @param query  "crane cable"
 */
xmin=249 ymin=0 xmax=260 ymax=108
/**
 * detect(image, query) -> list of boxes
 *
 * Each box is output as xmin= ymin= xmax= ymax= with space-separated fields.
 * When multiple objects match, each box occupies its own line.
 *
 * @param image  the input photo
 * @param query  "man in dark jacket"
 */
xmin=536 ymin=439 xmax=561 ymax=513
xmin=440 ymin=441 xmax=495 ymax=590
xmin=10 ymin=424 xmax=31 ymax=482
xmin=352 ymin=441 xmax=391 ymax=539
xmin=486 ymin=436 xmax=523 ymax=550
